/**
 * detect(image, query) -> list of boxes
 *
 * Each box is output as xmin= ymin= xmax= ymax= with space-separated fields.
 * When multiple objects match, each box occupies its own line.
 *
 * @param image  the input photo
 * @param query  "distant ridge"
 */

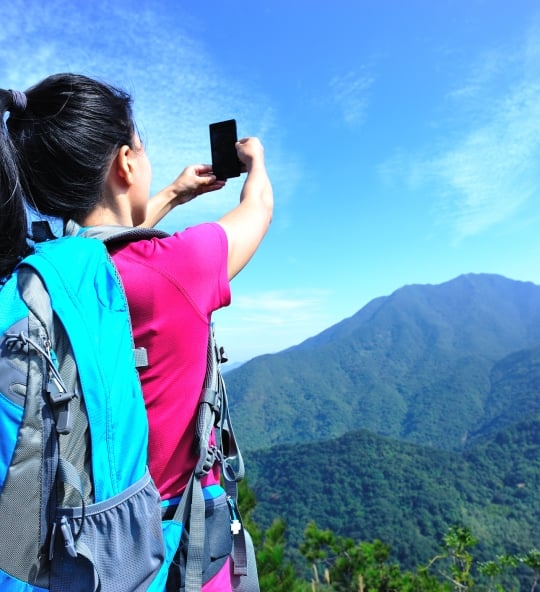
xmin=226 ymin=273 xmax=540 ymax=451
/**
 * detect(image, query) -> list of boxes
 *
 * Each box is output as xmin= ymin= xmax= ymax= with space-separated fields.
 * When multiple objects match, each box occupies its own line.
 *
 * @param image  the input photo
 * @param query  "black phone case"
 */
xmin=210 ymin=119 xmax=241 ymax=180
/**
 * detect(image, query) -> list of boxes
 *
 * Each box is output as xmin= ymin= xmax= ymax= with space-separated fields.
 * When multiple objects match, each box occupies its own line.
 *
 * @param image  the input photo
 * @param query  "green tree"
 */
xmin=257 ymin=518 xmax=308 ymax=592
xmin=238 ymin=480 xmax=308 ymax=591
xmin=478 ymin=554 xmax=520 ymax=592
xmin=520 ymin=549 xmax=540 ymax=592
xmin=423 ymin=525 xmax=477 ymax=591
xmin=300 ymin=522 xmax=446 ymax=592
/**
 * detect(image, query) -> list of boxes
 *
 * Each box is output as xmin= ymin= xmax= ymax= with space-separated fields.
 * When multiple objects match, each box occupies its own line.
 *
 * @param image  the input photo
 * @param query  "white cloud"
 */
xmin=329 ymin=70 xmax=373 ymax=126
xmin=432 ymin=86 xmax=540 ymax=239
xmin=395 ymin=26 xmax=540 ymax=242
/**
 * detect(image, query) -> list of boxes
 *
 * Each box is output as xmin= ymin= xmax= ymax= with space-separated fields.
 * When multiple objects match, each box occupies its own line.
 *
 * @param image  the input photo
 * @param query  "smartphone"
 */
xmin=209 ymin=119 xmax=242 ymax=180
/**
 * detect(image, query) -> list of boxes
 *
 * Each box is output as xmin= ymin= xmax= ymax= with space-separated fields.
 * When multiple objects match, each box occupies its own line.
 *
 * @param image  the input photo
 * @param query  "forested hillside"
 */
xmin=226 ymin=273 xmax=540 ymax=451
xmin=244 ymin=415 xmax=540 ymax=572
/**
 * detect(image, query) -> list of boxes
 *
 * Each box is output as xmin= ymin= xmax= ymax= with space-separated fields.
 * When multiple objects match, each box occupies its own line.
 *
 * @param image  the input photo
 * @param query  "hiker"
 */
xmin=0 ymin=73 xmax=272 ymax=591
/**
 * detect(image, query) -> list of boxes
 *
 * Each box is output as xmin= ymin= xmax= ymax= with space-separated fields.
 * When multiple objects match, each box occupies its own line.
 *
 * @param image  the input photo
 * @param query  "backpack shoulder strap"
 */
xmin=64 ymin=219 xmax=170 ymax=243
xmin=195 ymin=326 xmax=245 ymax=484
xmin=63 ymin=221 xmax=169 ymax=369
xmin=173 ymin=326 xmax=249 ymax=589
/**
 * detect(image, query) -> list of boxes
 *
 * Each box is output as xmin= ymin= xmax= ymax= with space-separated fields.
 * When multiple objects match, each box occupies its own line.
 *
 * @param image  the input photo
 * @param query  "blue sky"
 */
xmin=3 ymin=1 xmax=540 ymax=363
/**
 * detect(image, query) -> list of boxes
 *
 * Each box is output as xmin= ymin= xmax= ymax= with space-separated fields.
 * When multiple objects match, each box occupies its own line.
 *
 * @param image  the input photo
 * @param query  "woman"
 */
xmin=0 ymin=73 xmax=273 ymax=591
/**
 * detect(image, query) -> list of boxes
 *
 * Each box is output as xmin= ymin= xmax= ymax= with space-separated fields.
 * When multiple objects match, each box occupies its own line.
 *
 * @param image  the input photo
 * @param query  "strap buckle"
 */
xmin=48 ymin=375 xmax=75 ymax=435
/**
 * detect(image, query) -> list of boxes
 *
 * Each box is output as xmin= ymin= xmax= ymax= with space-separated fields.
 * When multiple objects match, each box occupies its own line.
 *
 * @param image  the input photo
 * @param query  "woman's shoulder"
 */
xmin=171 ymin=221 xmax=226 ymax=241
xmin=114 ymin=222 xmax=227 ymax=269
xmin=156 ymin=222 xmax=227 ymax=255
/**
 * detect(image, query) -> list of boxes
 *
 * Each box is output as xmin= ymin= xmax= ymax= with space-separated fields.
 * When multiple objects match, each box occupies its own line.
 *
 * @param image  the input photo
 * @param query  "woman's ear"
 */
xmin=113 ymin=145 xmax=134 ymax=186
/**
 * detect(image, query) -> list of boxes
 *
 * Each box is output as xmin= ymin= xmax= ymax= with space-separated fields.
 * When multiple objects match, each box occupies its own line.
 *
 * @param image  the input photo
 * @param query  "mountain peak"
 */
xmin=226 ymin=273 xmax=540 ymax=451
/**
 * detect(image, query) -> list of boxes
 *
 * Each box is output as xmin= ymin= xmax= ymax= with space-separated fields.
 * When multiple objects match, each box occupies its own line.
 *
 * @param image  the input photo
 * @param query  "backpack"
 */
xmin=0 ymin=227 xmax=258 ymax=591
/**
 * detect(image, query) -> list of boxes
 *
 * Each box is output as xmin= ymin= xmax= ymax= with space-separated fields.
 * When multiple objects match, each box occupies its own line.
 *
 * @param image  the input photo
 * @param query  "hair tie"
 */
xmin=9 ymin=89 xmax=27 ymax=112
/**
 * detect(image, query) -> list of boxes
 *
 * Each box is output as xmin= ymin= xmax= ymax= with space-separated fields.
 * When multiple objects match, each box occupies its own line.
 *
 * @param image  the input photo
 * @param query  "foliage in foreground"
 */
xmin=250 ymin=514 xmax=540 ymax=592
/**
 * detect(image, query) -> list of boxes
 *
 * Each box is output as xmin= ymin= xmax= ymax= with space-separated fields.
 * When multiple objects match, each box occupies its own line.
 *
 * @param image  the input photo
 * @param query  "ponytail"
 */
xmin=0 ymin=89 xmax=30 ymax=279
xmin=0 ymin=73 xmax=136 ymax=279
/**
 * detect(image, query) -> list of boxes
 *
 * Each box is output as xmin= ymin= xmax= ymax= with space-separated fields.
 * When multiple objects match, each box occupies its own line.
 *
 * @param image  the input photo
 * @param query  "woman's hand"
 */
xmin=140 ymin=164 xmax=226 ymax=228
xmin=236 ymin=137 xmax=265 ymax=173
xmin=168 ymin=164 xmax=226 ymax=206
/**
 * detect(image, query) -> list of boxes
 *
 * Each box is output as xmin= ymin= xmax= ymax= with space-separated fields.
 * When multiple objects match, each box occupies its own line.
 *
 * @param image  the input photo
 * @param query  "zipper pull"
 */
xmin=49 ymin=521 xmax=57 ymax=560
xmin=44 ymin=338 xmax=75 ymax=435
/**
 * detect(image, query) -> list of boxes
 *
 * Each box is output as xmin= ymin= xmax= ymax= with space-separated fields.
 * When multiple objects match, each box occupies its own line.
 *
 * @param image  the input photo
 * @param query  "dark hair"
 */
xmin=0 ymin=73 xmax=136 ymax=278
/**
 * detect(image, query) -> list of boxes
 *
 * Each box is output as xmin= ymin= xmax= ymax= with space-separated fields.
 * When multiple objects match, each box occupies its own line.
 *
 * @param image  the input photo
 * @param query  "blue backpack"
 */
xmin=0 ymin=232 xmax=258 ymax=592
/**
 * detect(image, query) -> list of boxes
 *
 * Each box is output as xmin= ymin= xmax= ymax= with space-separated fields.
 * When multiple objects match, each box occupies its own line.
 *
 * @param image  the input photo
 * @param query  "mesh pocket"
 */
xmin=50 ymin=470 xmax=164 ymax=592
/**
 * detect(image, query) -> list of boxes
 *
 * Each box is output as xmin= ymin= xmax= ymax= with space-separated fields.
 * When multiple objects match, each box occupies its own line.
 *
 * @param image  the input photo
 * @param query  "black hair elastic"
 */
xmin=9 ymin=89 xmax=27 ymax=112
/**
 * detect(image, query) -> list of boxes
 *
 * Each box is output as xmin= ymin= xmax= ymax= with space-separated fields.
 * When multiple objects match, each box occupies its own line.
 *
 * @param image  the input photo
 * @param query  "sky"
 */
xmin=2 ymin=0 xmax=540 ymax=363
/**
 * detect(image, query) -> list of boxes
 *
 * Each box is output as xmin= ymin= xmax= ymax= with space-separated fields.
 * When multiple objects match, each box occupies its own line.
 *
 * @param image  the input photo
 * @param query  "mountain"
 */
xmin=244 ymin=415 xmax=540 ymax=571
xmin=470 ymin=345 xmax=540 ymax=441
xmin=222 ymin=360 xmax=245 ymax=374
xmin=226 ymin=273 xmax=540 ymax=451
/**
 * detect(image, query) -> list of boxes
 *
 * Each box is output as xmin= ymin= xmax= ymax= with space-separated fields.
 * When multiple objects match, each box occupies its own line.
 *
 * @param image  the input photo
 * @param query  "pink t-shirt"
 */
xmin=110 ymin=223 xmax=231 ymax=499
